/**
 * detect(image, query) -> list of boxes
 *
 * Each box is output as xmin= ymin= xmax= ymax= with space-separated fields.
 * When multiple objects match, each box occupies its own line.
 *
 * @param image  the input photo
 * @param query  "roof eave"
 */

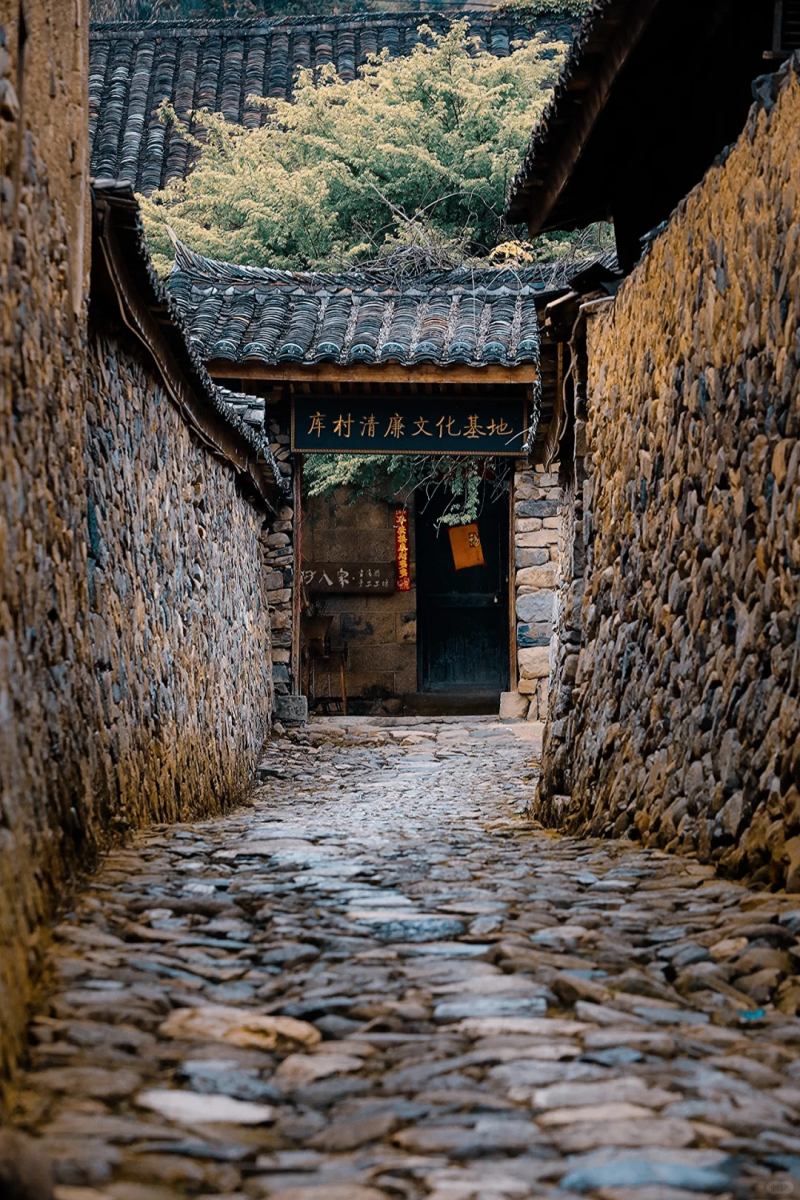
xmin=91 ymin=182 xmax=287 ymax=512
xmin=506 ymin=0 xmax=661 ymax=231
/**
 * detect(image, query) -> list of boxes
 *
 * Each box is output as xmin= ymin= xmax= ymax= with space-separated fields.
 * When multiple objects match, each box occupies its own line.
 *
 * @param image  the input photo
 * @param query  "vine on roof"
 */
xmin=304 ymin=452 xmax=511 ymax=527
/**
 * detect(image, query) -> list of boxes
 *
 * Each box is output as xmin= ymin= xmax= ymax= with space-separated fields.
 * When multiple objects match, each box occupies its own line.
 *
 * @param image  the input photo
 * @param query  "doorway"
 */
xmin=416 ymin=482 xmax=510 ymax=696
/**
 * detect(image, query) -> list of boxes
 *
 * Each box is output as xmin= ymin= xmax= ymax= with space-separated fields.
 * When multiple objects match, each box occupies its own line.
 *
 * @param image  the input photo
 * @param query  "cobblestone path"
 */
xmin=11 ymin=720 xmax=800 ymax=1200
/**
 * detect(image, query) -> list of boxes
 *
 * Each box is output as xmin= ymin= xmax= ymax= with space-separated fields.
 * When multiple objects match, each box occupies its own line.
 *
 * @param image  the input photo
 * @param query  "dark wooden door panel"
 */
xmin=416 ymin=484 xmax=509 ymax=693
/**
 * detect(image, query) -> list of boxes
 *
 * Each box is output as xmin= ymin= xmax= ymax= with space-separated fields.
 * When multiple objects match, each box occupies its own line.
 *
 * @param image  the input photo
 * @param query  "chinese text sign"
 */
xmin=292 ymin=397 xmax=527 ymax=455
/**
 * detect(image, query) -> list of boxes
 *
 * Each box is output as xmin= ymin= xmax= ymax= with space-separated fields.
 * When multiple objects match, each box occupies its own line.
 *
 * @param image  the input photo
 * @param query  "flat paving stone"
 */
xmin=10 ymin=718 xmax=800 ymax=1198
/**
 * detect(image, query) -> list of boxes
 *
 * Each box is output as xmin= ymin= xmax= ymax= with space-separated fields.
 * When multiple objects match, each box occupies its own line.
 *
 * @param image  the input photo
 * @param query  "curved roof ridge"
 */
xmin=90 ymin=7 xmax=541 ymax=34
xmin=170 ymin=238 xmax=554 ymax=295
xmin=167 ymin=238 xmax=551 ymax=369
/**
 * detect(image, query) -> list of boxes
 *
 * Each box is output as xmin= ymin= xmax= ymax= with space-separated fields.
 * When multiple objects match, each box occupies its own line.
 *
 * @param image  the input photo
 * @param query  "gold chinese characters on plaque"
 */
xmin=292 ymin=396 xmax=526 ymax=456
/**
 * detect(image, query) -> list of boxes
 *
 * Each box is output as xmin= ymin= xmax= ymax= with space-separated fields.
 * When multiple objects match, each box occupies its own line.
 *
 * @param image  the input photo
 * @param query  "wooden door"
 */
xmin=416 ymin=484 xmax=509 ymax=693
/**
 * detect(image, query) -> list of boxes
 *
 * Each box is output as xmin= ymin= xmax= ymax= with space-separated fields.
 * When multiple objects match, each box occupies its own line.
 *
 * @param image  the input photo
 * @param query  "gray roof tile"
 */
xmin=168 ymin=238 xmax=548 ymax=369
xmin=90 ymin=10 xmax=577 ymax=194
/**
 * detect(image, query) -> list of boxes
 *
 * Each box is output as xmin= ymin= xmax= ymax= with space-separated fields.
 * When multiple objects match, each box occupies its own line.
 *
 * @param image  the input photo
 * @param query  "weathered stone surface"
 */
xmin=516 ymin=591 xmax=555 ymax=623
xmin=516 ymin=564 xmax=557 ymax=588
xmin=0 ymin=1130 xmax=54 ymax=1200
xmin=7 ymin=721 xmax=799 ymax=1198
xmin=541 ymin=58 xmax=800 ymax=889
xmin=1 ymin=12 xmax=279 ymax=1092
xmin=135 ymin=1089 xmax=275 ymax=1125
xmin=275 ymin=695 xmax=309 ymax=726
xmin=518 ymin=646 xmax=551 ymax=680
xmin=499 ymin=691 xmax=530 ymax=721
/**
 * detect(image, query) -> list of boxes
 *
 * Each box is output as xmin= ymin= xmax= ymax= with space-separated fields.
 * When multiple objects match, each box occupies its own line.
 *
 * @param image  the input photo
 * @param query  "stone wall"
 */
xmin=540 ymin=58 xmax=800 ymax=888
xmin=1 ymin=0 xmax=90 ymax=1100
xmin=1 ymin=0 xmax=276 ymax=1081
xmin=302 ymin=488 xmax=417 ymax=709
xmin=513 ymin=461 xmax=561 ymax=721
xmin=264 ymin=414 xmax=295 ymax=697
xmin=0 ymin=307 xmax=275 ymax=1096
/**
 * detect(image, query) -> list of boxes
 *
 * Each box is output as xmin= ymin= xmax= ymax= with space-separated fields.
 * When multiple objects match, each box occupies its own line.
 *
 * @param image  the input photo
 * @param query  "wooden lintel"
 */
xmin=208 ymin=359 xmax=537 ymax=386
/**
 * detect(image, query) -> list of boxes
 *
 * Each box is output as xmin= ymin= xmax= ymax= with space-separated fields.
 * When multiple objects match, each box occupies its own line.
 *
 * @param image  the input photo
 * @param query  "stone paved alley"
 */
xmin=11 ymin=720 xmax=800 ymax=1200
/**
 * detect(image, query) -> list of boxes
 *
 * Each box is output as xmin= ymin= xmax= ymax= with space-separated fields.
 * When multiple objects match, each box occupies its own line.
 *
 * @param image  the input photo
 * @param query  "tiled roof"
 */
xmin=89 ymin=10 xmax=577 ymax=194
xmin=219 ymin=388 xmax=266 ymax=431
xmin=168 ymin=239 xmax=545 ymax=369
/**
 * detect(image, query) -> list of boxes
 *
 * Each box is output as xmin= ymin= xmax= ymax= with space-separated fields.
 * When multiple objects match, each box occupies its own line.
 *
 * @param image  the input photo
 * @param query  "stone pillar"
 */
xmin=263 ymin=418 xmax=295 ymax=696
xmin=512 ymin=460 xmax=562 ymax=721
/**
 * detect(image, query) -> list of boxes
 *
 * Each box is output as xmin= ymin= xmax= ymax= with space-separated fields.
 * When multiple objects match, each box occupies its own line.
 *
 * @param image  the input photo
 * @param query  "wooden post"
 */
xmin=291 ymin=453 xmax=303 ymax=696
xmin=508 ymin=467 xmax=517 ymax=693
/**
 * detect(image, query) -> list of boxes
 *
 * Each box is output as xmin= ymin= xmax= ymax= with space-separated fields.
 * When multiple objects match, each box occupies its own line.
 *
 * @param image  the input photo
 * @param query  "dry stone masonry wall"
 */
xmin=86 ymin=326 xmax=275 ymax=831
xmin=1 ymin=0 xmax=276 ymax=1084
xmin=264 ymin=416 xmax=295 ymax=696
xmin=540 ymin=58 xmax=800 ymax=888
xmin=1 ymin=0 xmax=91 ymax=1101
xmin=514 ymin=461 xmax=561 ymax=720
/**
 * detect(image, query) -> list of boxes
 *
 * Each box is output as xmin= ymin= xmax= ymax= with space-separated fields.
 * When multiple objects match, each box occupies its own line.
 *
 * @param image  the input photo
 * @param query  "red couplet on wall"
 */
xmin=394 ymin=508 xmax=411 ymax=591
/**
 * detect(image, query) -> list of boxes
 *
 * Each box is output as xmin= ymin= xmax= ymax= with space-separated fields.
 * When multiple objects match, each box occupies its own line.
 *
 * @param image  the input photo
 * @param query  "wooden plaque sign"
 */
xmin=302 ymin=562 xmax=395 ymax=593
xmin=292 ymin=396 xmax=527 ymax=455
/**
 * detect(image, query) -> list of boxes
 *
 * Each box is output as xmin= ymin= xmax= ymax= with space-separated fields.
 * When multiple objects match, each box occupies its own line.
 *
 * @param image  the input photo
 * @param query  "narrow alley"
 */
xmin=11 ymin=721 xmax=800 ymax=1200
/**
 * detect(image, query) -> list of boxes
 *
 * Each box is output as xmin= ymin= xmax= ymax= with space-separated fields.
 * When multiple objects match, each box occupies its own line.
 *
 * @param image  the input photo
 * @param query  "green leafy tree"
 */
xmin=141 ymin=20 xmax=568 ymax=272
xmin=303 ymin=453 xmax=510 ymax=527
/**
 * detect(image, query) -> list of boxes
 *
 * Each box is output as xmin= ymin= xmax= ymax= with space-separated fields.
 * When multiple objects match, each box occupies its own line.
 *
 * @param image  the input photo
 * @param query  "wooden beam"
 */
xmin=209 ymin=360 xmax=537 ymax=386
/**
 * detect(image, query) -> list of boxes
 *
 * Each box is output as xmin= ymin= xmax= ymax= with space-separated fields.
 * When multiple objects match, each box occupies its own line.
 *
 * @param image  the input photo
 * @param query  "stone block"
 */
xmin=356 ymin=529 xmax=395 ymax=559
xmin=340 ymin=613 xmax=395 ymax=643
xmin=275 ymin=694 xmax=308 ymax=725
xmin=267 ymin=588 xmax=292 ymax=606
xmin=516 ymin=517 xmax=543 ymax=532
xmin=537 ymin=679 xmax=549 ymax=720
xmin=516 ymin=591 xmax=555 ymax=623
xmin=516 ymin=531 xmax=555 ymax=548
xmin=519 ymin=646 xmax=551 ymax=680
xmin=499 ymin=691 xmax=530 ymax=721
xmin=395 ymin=664 xmax=419 ymax=693
xmin=516 ymin=548 xmax=550 ymax=568
xmin=517 ymin=622 xmax=551 ymax=648
xmin=518 ymin=677 xmax=538 ymax=694
xmin=515 ymin=500 xmax=560 ymax=518
xmin=516 ymin=564 xmax=557 ymax=588
xmin=347 ymin=641 xmax=411 ymax=673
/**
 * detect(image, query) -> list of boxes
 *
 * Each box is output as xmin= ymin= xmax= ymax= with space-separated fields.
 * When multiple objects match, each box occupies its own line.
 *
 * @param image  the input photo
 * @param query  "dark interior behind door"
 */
xmin=416 ymin=484 xmax=509 ymax=693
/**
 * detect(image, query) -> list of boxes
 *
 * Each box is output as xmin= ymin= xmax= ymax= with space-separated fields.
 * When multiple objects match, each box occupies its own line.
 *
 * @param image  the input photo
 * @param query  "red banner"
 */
xmin=394 ymin=508 xmax=411 ymax=591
